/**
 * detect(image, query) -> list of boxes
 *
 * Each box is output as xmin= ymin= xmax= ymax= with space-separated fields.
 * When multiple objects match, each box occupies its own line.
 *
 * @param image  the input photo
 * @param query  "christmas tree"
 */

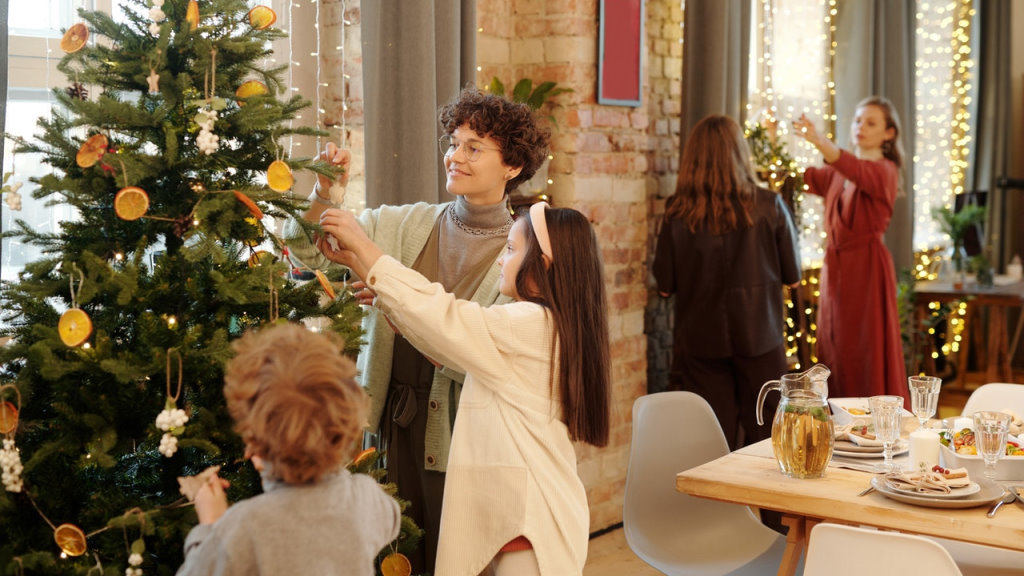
xmin=0 ymin=0 xmax=418 ymax=573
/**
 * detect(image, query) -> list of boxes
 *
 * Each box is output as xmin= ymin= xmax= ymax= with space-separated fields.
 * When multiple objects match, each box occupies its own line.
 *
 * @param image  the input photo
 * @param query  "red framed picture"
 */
xmin=598 ymin=0 xmax=644 ymax=107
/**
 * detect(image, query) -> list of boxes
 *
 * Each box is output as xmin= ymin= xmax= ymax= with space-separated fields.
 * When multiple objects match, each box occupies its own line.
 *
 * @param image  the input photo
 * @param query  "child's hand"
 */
xmin=194 ymin=473 xmax=230 ymax=525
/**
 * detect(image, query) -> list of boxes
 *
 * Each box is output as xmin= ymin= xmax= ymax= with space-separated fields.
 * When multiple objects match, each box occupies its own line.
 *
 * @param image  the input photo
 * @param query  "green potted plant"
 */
xmin=488 ymin=78 xmax=572 ymax=200
xmin=931 ymin=203 xmax=986 ymax=288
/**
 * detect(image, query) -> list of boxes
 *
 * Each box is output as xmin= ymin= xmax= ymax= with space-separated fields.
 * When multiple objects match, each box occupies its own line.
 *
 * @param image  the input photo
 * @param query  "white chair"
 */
xmin=803 ymin=523 xmax=962 ymax=576
xmin=960 ymin=382 xmax=1024 ymax=418
xmin=623 ymin=391 xmax=790 ymax=575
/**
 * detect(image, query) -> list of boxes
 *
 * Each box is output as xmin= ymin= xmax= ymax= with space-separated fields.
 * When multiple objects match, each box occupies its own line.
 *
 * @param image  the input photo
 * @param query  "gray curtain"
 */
xmin=680 ymin=0 xmax=750 ymax=141
xmin=0 ymin=0 xmax=8 ymax=270
xmin=362 ymin=0 xmax=476 ymax=206
xmin=966 ymin=0 xmax=1014 ymax=269
xmin=833 ymin=0 xmax=915 ymax=274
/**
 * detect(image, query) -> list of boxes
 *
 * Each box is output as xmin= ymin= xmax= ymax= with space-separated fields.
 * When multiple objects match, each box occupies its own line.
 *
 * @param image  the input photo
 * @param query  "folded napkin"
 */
xmin=834 ymin=421 xmax=884 ymax=447
xmin=884 ymin=471 xmax=952 ymax=495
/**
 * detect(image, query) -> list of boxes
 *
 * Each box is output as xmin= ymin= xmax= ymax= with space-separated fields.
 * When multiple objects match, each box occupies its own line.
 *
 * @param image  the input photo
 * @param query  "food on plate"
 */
xmin=849 ymin=425 xmax=876 ymax=441
xmin=844 ymin=406 xmax=869 ymax=416
xmin=939 ymin=427 xmax=1024 ymax=457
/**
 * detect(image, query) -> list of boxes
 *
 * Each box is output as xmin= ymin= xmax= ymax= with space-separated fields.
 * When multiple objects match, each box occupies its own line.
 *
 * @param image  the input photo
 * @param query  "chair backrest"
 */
xmin=623 ymin=391 xmax=745 ymax=545
xmin=804 ymin=523 xmax=962 ymax=576
xmin=961 ymin=383 xmax=1024 ymax=419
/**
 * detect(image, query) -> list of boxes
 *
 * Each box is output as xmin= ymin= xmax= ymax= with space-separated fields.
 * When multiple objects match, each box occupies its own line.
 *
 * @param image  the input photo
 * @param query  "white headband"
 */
xmin=530 ymin=202 xmax=553 ymax=261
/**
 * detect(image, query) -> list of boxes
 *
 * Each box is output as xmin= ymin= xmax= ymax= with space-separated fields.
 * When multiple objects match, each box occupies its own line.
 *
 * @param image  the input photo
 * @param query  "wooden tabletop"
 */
xmin=676 ymin=449 xmax=1024 ymax=552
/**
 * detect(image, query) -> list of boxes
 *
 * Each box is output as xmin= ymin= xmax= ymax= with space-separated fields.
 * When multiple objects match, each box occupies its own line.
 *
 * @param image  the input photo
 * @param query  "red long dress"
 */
xmin=804 ymin=150 xmax=908 ymax=400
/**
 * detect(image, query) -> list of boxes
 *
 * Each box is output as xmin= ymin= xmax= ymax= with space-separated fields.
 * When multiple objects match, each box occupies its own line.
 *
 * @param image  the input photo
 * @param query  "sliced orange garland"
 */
xmin=234 ymin=80 xmax=268 ymax=105
xmin=58 ymin=308 xmax=93 ymax=347
xmin=314 ymin=269 xmax=336 ymax=300
xmin=266 ymin=160 xmax=294 ymax=192
xmin=380 ymin=553 xmax=412 ymax=576
xmin=114 ymin=186 xmax=150 ymax=221
xmin=76 ymin=134 xmax=109 ymax=168
xmin=54 ymin=523 xmax=88 ymax=557
xmin=247 ymin=5 xmax=277 ymax=29
xmin=233 ymin=190 xmax=264 ymax=220
xmin=60 ymin=23 xmax=89 ymax=53
xmin=186 ymin=0 xmax=200 ymax=30
xmin=0 ymin=401 xmax=18 ymax=435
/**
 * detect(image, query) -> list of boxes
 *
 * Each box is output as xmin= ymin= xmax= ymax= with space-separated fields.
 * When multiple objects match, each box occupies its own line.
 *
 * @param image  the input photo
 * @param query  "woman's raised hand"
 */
xmin=317 ymin=142 xmax=351 ymax=192
xmin=792 ymin=114 xmax=819 ymax=143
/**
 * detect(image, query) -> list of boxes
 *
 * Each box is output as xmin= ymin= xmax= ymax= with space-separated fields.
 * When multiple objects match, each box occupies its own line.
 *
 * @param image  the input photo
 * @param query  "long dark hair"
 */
xmin=666 ymin=114 xmax=756 ymax=234
xmin=516 ymin=206 xmax=610 ymax=447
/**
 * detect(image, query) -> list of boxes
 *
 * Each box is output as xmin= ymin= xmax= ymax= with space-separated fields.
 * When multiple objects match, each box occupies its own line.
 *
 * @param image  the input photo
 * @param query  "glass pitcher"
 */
xmin=756 ymin=364 xmax=834 ymax=478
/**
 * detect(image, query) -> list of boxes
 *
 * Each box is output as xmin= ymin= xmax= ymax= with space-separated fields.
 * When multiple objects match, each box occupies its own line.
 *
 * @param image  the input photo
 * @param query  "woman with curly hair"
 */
xmin=177 ymin=323 xmax=399 ymax=575
xmin=283 ymin=86 xmax=550 ymax=573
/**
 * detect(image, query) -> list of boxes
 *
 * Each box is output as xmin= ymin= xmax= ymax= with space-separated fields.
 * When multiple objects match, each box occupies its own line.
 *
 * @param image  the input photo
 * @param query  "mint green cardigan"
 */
xmin=282 ymin=202 xmax=510 ymax=472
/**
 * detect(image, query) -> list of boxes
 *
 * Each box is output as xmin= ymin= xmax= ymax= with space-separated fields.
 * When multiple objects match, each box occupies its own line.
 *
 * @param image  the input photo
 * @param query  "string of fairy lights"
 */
xmin=743 ymin=0 xmax=977 ymax=369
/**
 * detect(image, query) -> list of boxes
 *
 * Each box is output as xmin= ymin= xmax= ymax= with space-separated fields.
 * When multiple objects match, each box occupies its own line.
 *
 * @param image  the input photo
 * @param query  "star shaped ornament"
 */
xmin=147 ymin=69 xmax=160 ymax=94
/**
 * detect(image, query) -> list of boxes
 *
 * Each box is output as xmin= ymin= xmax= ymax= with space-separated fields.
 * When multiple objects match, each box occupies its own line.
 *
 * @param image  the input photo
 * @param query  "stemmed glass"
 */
xmin=973 ymin=411 xmax=1013 ymax=481
xmin=869 ymin=395 xmax=904 ymax=473
xmin=908 ymin=375 xmax=941 ymax=430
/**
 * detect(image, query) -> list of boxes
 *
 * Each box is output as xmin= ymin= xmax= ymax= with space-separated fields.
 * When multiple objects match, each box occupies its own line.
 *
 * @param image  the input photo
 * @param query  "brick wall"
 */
xmin=319 ymin=0 xmax=685 ymax=535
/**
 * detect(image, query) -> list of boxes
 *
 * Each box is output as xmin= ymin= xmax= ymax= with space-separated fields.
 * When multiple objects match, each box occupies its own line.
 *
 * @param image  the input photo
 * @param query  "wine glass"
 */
xmin=973 ymin=411 xmax=1013 ymax=481
xmin=908 ymin=375 xmax=941 ymax=430
xmin=869 ymin=395 xmax=904 ymax=473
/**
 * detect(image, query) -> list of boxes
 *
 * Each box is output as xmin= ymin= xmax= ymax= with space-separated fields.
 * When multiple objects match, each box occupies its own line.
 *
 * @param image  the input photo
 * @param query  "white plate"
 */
xmin=870 ymin=476 xmax=1005 ymax=509
xmin=833 ymin=440 xmax=909 ymax=459
xmin=883 ymin=479 xmax=981 ymax=499
xmin=829 ymin=397 xmax=915 ymax=427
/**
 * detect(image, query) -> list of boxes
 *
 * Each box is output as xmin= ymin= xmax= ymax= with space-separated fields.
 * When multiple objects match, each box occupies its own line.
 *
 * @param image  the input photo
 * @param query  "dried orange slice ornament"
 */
xmin=186 ymin=0 xmax=200 ymax=30
xmin=0 ymin=401 xmax=18 ymax=435
xmin=54 ymin=523 xmax=88 ymax=557
xmin=233 ymin=190 xmax=264 ymax=220
xmin=266 ymin=160 xmax=294 ymax=192
xmin=234 ymin=80 xmax=268 ymax=104
xmin=353 ymin=447 xmax=376 ymax=467
xmin=247 ymin=250 xmax=273 ymax=267
xmin=114 ymin=186 xmax=150 ymax=221
xmin=76 ymin=134 xmax=109 ymax=168
xmin=247 ymin=5 xmax=277 ymax=29
xmin=381 ymin=553 xmax=412 ymax=576
xmin=60 ymin=23 xmax=89 ymax=53
xmin=314 ymin=269 xmax=336 ymax=300
xmin=58 ymin=308 xmax=93 ymax=347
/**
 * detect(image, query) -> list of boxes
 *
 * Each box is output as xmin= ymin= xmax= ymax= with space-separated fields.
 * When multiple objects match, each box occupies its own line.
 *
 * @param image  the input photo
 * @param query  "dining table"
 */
xmin=675 ymin=439 xmax=1024 ymax=576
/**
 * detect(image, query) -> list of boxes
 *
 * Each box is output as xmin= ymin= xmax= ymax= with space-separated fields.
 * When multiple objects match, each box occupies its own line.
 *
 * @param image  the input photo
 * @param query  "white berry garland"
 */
xmin=155 ymin=406 xmax=188 ymax=458
xmin=125 ymin=550 xmax=144 ymax=576
xmin=1 ymin=438 xmax=24 ymax=492
xmin=196 ymin=109 xmax=220 ymax=155
xmin=148 ymin=0 xmax=165 ymax=36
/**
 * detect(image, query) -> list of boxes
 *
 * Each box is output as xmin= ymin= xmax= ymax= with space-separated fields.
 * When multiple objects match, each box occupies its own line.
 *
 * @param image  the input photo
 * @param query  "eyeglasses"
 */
xmin=438 ymin=134 xmax=500 ymax=163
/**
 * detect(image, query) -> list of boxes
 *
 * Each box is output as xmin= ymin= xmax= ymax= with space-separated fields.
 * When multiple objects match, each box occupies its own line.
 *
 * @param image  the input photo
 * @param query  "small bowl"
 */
xmin=937 ymin=418 xmax=1024 ymax=481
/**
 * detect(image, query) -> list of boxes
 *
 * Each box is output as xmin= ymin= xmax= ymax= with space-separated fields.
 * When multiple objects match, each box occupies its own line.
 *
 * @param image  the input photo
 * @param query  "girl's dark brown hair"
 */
xmin=516 ymin=206 xmax=610 ymax=447
xmin=666 ymin=114 xmax=756 ymax=234
xmin=856 ymin=95 xmax=904 ymax=168
xmin=439 ymin=86 xmax=551 ymax=193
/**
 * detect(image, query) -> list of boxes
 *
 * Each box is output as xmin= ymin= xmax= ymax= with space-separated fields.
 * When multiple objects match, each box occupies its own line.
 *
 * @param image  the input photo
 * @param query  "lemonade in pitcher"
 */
xmin=757 ymin=364 xmax=835 ymax=479
xmin=770 ymin=394 xmax=834 ymax=478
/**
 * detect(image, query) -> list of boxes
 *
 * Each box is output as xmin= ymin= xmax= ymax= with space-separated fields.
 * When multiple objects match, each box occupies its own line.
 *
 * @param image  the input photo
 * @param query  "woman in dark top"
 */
xmin=653 ymin=114 xmax=801 ymax=449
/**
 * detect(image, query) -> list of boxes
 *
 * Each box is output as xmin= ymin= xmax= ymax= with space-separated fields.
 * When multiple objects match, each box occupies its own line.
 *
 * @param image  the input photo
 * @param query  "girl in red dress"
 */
xmin=793 ymin=97 xmax=909 ymax=401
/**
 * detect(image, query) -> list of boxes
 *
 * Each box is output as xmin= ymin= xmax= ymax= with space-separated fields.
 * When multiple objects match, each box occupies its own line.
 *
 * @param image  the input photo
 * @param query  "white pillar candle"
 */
xmin=908 ymin=428 xmax=941 ymax=472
